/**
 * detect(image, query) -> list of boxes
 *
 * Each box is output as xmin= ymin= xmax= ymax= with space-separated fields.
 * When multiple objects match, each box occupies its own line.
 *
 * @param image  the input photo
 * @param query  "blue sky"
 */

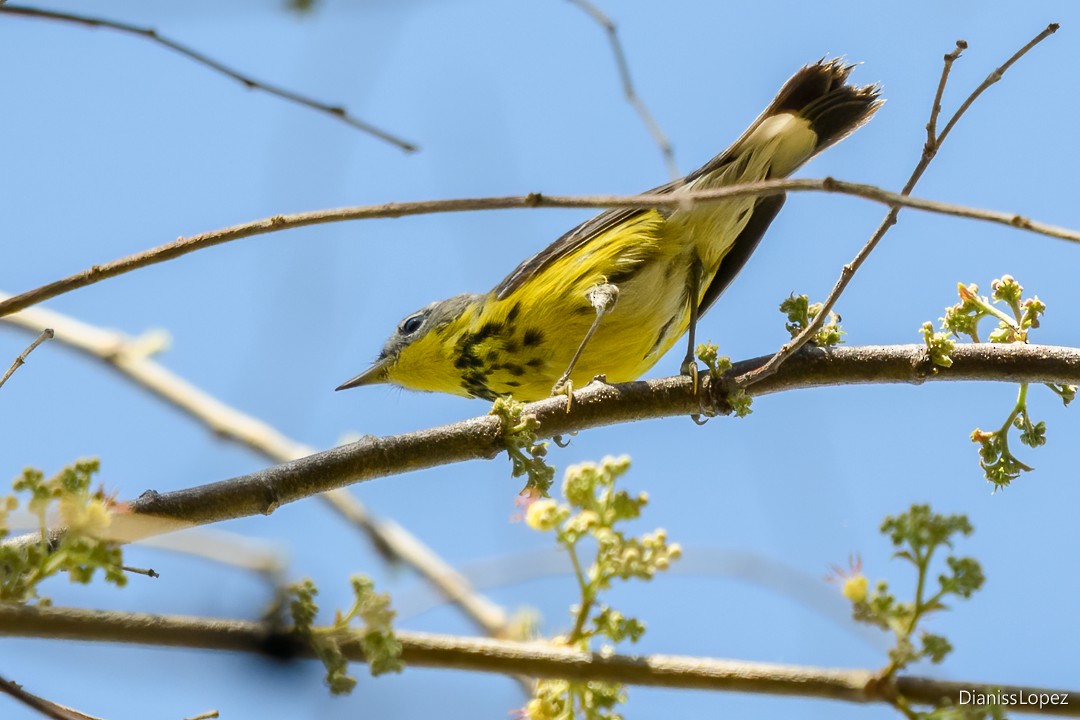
xmin=2 ymin=2 xmax=1078 ymax=718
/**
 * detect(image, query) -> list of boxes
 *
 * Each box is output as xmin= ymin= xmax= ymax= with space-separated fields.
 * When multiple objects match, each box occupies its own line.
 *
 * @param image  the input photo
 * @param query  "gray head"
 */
xmin=336 ymin=294 xmax=483 ymax=392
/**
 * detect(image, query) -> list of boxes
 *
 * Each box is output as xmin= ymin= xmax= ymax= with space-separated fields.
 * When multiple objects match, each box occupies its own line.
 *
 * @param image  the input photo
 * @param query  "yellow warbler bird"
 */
xmin=338 ymin=59 xmax=881 ymax=402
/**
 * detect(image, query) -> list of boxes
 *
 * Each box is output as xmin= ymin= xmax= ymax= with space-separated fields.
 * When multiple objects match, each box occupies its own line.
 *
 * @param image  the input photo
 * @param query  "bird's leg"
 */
xmin=680 ymin=259 xmax=703 ymax=394
xmin=552 ymin=283 xmax=619 ymax=410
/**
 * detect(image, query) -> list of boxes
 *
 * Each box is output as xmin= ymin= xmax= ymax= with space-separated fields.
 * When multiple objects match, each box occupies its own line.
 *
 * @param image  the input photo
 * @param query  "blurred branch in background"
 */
xmin=3 ymin=501 xmax=285 ymax=587
xmin=565 ymin=0 xmax=679 ymax=179
xmin=133 ymin=529 xmax=285 ymax=587
xmin=0 ymin=5 xmax=417 ymax=152
xmin=2 ymin=177 xmax=1079 ymax=320
xmin=3 ymin=604 xmax=1077 ymax=716
xmin=0 ymin=296 xmax=512 ymax=639
xmin=392 ymin=545 xmax=889 ymax=652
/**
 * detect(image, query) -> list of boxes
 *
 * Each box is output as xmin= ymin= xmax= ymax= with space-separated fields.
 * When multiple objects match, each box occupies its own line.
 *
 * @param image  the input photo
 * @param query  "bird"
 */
xmin=338 ymin=59 xmax=881 ymax=403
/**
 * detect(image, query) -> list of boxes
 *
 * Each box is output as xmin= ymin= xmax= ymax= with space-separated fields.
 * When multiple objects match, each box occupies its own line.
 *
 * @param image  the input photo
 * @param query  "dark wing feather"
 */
xmin=492 ymin=134 xmax=745 ymax=301
xmin=493 ymin=176 xmax=684 ymax=300
xmin=490 ymin=133 xmax=743 ymax=300
xmin=696 ymin=193 xmax=786 ymax=317
xmin=493 ymin=132 xmax=758 ymax=300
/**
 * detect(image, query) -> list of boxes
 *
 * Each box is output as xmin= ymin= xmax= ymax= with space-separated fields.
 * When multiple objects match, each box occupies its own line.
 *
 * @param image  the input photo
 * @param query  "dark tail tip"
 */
xmin=771 ymin=58 xmax=883 ymax=152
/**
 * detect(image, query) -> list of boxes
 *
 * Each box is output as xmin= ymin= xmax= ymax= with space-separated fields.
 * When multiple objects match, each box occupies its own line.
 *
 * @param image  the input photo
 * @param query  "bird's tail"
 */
xmin=769 ymin=58 xmax=882 ymax=154
xmin=677 ymin=59 xmax=881 ymax=316
xmin=687 ymin=59 xmax=882 ymax=185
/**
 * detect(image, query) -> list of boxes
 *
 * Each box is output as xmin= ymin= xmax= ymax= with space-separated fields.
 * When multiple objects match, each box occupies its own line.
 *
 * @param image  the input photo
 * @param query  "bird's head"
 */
xmin=336 ymin=294 xmax=483 ymax=397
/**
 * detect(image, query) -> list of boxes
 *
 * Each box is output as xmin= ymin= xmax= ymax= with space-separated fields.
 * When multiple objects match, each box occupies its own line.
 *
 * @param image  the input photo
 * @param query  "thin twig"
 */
xmin=565 ymin=0 xmax=679 ymax=179
xmin=925 ymin=41 xmax=967 ymax=147
xmin=7 ymin=342 xmax=1080 ymax=549
xmin=0 ymin=297 xmax=513 ymax=641
xmin=138 ymin=528 xmax=284 ymax=581
xmin=2 ymin=604 xmax=1077 ymax=715
xmin=120 ymin=565 xmax=159 ymax=578
xmin=0 ymin=5 xmax=417 ymax=152
xmin=0 ymin=674 xmax=102 ymax=720
xmin=0 ymin=327 xmax=53 ymax=390
xmin=936 ymin=25 xmax=1059 ymax=149
xmin=737 ymin=24 xmax=1059 ymax=388
xmin=3 ymin=176 xmax=1079 ymax=320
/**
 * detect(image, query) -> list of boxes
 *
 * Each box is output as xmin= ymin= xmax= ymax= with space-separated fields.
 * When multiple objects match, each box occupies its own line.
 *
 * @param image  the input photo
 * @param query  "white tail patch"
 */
xmin=745 ymin=112 xmax=817 ymax=176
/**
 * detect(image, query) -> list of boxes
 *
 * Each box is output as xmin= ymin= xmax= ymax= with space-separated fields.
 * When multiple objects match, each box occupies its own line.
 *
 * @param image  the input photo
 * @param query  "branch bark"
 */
xmin=1 ymin=604 xmax=1075 ymax=716
xmin=6 ymin=342 xmax=1079 ymax=547
xmin=2 ymin=177 xmax=1079 ymax=319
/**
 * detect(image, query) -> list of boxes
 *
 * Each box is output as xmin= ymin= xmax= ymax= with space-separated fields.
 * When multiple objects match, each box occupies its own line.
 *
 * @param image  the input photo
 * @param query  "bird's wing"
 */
xmin=493 ymin=177 xmax=687 ymax=300
xmin=696 ymin=193 xmax=786 ymax=317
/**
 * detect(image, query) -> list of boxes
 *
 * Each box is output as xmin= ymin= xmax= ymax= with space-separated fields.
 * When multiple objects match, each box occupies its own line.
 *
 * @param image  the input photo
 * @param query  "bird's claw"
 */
xmin=551 ymin=378 xmax=574 ymax=412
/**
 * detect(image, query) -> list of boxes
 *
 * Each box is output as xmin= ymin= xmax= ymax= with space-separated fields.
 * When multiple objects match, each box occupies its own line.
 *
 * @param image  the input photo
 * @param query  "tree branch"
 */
xmin=2 ymin=177 xmax=1079 ymax=320
xmin=6 ymin=342 xmax=1080 ymax=548
xmin=1 ymin=604 xmax=1075 ymax=715
xmin=0 ymin=5 xmax=417 ymax=152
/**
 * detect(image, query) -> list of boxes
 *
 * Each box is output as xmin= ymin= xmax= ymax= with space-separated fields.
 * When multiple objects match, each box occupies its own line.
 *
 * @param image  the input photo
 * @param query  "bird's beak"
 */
xmin=335 ymin=356 xmax=392 ymax=391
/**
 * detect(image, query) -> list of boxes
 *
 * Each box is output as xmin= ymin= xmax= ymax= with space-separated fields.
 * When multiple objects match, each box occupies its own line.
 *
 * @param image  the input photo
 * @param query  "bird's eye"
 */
xmin=400 ymin=314 xmax=425 ymax=335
